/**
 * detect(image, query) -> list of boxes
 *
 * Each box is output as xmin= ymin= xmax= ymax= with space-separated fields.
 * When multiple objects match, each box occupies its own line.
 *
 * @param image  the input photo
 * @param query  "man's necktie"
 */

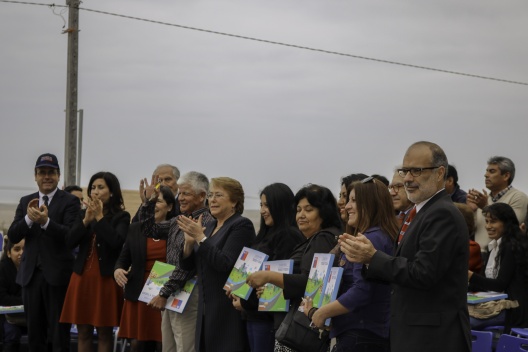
xmin=397 ymin=212 xmax=406 ymax=227
xmin=43 ymin=195 xmax=49 ymax=207
xmin=398 ymin=206 xmax=416 ymax=244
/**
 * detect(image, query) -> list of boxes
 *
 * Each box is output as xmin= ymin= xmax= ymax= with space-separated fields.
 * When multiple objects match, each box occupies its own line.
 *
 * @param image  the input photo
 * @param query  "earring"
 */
xmin=110 ymin=194 xmax=113 ymax=197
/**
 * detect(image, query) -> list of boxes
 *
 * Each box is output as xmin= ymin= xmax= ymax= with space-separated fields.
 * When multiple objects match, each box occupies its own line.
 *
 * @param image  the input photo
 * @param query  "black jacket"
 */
xmin=67 ymin=209 xmax=130 ymax=277
xmin=0 ymin=257 xmax=22 ymax=306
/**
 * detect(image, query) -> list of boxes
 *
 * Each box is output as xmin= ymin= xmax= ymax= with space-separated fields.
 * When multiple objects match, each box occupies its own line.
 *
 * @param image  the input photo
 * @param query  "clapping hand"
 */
xmin=84 ymin=197 xmax=104 ymax=223
xmin=177 ymin=214 xmax=205 ymax=241
xmin=27 ymin=198 xmax=48 ymax=225
xmin=339 ymin=233 xmax=376 ymax=264
xmin=467 ymin=188 xmax=488 ymax=210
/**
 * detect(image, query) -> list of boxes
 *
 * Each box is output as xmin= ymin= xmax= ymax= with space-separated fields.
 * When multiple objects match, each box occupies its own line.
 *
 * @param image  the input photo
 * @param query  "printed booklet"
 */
xmin=224 ymin=247 xmax=269 ymax=300
xmin=258 ymin=259 xmax=294 ymax=312
xmin=0 ymin=305 xmax=24 ymax=314
xmin=467 ymin=291 xmax=508 ymax=304
xmin=318 ymin=266 xmax=344 ymax=326
xmin=304 ymin=253 xmax=335 ymax=308
xmin=138 ymin=260 xmax=197 ymax=313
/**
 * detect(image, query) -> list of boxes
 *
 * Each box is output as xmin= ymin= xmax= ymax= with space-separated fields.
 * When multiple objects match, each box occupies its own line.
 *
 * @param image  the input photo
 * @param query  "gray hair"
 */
xmin=155 ymin=164 xmax=180 ymax=181
xmin=488 ymin=156 xmax=515 ymax=185
xmin=178 ymin=171 xmax=209 ymax=194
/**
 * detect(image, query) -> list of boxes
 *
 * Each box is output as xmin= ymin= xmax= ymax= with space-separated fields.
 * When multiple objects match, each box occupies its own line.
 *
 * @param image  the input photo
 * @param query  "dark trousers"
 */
xmin=3 ymin=319 xmax=26 ymax=343
xmin=22 ymin=269 xmax=71 ymax=352
xmin=247 ymin=320 xmax=275 ymax=352
xmin=333 ymin=330 xmax=389 ymax=352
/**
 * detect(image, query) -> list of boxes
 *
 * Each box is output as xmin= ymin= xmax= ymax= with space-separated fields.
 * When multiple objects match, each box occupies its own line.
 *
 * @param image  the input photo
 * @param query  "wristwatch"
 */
xmin=159 ymin=291 xmax=170 ymax=299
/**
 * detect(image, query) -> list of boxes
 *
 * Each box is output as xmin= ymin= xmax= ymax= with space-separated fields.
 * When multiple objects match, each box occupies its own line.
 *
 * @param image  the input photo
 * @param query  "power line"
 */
xmin=2 ymin=0 xmax=528 ymax=86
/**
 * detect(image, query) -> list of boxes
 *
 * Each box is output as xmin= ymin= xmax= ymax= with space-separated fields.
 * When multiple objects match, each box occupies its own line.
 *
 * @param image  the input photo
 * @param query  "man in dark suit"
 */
xmin=8 ymin=153 xmax=80 ymax=352
xmin=340 ymin=141 xmax=471 ymax=352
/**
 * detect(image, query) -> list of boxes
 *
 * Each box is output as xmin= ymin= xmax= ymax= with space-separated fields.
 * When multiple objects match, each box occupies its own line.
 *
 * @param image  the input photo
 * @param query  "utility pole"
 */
xmin=64 ymin=0 xmax=80 ymax=186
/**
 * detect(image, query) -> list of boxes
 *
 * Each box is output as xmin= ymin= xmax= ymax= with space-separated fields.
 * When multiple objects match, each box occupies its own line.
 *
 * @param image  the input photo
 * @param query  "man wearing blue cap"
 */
xmin=8 ymin=153 xmax=80 ymax=352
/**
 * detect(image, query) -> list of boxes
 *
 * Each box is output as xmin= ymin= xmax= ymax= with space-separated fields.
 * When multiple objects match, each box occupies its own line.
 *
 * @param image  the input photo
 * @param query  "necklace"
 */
xmin=151 ymin=238 xmax=160 ymax=242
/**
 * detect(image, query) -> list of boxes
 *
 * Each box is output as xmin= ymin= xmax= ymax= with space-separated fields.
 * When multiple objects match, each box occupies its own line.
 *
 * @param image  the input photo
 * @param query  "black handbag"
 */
xmin=275 ymin=306 xmax=330 ymax=352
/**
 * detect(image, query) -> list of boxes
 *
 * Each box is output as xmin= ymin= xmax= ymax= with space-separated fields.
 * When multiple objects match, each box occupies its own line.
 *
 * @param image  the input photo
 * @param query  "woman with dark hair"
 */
xmin=454 ymin=203 xmax=482 ymax=274
xmin=175 ymin=177 xmax=256 ymax=352
xmin=306 ymin=177 xmax=397 ymax=352
xmin=247 ymin=184 xmax=341 ymax=351
xmin=468 ymin=202 xmax=528 ymax=333
xmin=114 ymin=185 xmax=176 ymax=351
xmin=0 ymin=238 xmax=26 ymax=352
xmin=231 ymin=183 xmax=304 ymax=352
xmin=337 ymin=174 xmax=367 ymax=231
xmin=60 ymin=171 xmax=130 ymax=352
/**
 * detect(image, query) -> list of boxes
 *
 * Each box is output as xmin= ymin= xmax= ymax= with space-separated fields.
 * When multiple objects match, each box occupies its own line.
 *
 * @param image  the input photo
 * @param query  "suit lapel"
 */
xmin=395 ymin=190 xmax=448 ymax=255
xmin=47 ymin=189 xmax=63 ymax=216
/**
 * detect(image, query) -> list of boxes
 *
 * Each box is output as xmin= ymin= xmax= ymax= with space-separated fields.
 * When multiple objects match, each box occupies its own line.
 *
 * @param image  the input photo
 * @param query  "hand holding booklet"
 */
xmin=224 ymin=247 xmax=269 ymax=300
xmin=138 ymin=260 xmax=197 ymax=313
xmin=317 ymin=266 xmax=344 ymax=326
xmin=304 ymin=253 xmax=335 ymax=308
xmin=258 ymin=259 xmax=293 ymax=312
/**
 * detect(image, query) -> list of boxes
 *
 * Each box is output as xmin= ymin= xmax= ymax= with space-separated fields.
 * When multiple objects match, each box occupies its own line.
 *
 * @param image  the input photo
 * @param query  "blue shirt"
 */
xmin=331 ymin=226 xmax=393 ymax=339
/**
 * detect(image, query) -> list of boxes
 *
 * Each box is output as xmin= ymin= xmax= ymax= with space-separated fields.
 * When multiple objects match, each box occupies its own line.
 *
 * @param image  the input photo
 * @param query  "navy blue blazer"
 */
xmin=8 ymin=189 xmax=80 ymax=287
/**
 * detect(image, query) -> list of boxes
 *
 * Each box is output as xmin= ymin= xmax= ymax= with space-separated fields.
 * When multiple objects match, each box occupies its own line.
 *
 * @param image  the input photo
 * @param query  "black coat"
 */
xmin=367 ymin=190 xmax=471 ymax=352
xmin=114 ymin=223 xmax=165 ymax=301
xmin=180 ymin=213 xmax=256 ymax=352
xmin=8 ymin=190 xmax=80 ymax=286
xmin=67 ymin=209 xmax=130 ymax=277
xmin=0 ymin=257 xmax=22 ymax=306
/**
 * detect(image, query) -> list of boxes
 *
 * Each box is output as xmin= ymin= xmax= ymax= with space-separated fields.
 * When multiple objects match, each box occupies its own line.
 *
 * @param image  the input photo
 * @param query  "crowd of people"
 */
xmin=2 ymin=141 xmax=528 ymax=352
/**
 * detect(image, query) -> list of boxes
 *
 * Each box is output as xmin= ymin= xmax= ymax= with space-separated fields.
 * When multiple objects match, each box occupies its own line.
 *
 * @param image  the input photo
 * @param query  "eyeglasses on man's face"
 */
xmin=388 ymin=183 xmax=404 ymax=193
xmin=397 ymin=167 xmax=439 ymax=178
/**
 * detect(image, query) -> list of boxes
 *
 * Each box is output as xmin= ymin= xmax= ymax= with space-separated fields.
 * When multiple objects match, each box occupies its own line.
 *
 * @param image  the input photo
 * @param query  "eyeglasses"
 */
xmin=207 ymin=192 xmax=225 ymax=200
xmin=397 ymin=167 xmax=439 ymax=178
xmin=388 ymin=183 xmax=404 ymax=192
xmin=36 ymin=169 xmax=58 ymax=177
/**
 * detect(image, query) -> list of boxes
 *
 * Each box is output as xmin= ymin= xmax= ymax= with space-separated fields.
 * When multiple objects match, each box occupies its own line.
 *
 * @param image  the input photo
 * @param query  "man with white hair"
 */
xmin=141 ymin=171 xmax=214 ymax=352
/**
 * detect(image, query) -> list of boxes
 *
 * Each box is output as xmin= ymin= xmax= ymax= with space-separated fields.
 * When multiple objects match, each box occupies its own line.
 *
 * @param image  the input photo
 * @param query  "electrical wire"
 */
xmin=1 ymin=0 xmax=527 ymax=86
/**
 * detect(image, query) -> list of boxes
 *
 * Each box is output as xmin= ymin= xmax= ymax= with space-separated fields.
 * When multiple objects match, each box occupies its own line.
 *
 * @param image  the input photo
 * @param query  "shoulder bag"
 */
xmin=275 ymin=230 xmax=330 ymax=352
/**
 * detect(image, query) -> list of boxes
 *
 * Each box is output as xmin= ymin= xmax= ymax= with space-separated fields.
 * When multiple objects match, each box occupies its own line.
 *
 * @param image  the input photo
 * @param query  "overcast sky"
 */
xmin=1 ymin=0 xmax=527 ymax=209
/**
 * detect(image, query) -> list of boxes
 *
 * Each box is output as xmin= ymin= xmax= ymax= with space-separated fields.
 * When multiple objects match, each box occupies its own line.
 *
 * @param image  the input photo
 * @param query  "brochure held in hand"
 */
xmin=224 ymin=247 xmax=269 ymax=300
xmin=304 ymin=253 xmax=335 ymax=308
xmin=258 ymin=259 xmax=294 ymax=312
xmin=138 ymin=260 xmax=197 ymax=313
